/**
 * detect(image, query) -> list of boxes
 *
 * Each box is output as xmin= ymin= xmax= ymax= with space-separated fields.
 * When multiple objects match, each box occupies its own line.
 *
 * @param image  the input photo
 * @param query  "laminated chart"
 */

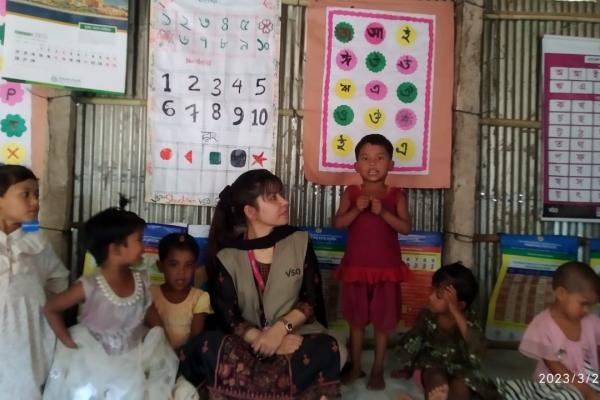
xmin=486 ymin=235 xmax=579 ymax=342
xmin=303 ymin=227 xmax=348 ymax=331
xmin=398 ymin=232 xmax=442 ymax=330
xmin=146 ymin=0 xmax=280 ymax=205
xmin=542 ymin=35 xmax=600 ymax=221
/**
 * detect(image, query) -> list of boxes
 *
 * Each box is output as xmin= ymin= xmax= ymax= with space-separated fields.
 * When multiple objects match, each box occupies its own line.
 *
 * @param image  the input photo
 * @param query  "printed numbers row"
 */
xmin=162 ymin=74 xmax=267 ymax=96
xmin=162 ymin=101 xmax=269 ymax=126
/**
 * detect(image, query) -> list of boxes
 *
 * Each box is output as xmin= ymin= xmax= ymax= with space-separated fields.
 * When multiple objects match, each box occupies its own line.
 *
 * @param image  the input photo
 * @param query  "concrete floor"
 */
xmin=341 ymin=349 xmax=535 ymax=399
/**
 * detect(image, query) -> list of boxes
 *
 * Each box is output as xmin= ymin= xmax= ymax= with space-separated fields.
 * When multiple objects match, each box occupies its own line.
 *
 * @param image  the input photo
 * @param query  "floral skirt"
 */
xmin=179 ymin=331 xmax=340 ymax=399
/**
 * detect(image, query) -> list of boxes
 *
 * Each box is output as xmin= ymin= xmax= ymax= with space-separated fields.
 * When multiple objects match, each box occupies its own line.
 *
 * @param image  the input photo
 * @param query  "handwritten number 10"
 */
xmin=252 ymin=109 xmax=268 ymax=126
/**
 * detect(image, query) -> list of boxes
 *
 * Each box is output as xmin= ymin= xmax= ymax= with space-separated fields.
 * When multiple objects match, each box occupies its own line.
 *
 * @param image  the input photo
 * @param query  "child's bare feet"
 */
xmin=340 ymin=368 xmax=366 ymax=385
xmin=366 ymin=370 xmax=385 ymax=390
xmin=427 ymin=384 xmax=449 ymax=400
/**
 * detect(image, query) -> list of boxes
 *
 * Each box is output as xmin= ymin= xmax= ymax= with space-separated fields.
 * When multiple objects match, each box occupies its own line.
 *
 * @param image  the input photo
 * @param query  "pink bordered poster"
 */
xmin=541 ymin=35 xmax=600 ymax=222
xmin=303 ymin=0 xmax=453 ymax=188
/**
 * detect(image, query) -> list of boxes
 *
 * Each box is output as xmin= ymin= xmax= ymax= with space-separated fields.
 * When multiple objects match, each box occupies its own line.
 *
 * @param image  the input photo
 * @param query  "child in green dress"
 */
xmin=395 ymin=262 xmax=500 ymax=400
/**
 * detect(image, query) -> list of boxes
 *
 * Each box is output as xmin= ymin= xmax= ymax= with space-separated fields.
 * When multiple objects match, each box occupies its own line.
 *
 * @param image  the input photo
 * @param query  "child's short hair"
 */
xmin=84 ymin=207 xmax=145 ymax=265
xmin=432 ymin=262 xmax=479 ymax=307
xmin=552 ymin=261 xmax=600 ymax=297
xmin=354 ymin=134 xmax=394 ymax=159
xmin=158 ymin=233 xmax=199 ymax=261
xmin=0 ymin=165 xmax=37 ymax=196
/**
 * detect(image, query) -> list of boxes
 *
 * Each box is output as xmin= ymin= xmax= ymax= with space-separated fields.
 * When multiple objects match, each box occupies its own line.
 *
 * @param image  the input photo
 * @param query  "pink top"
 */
xmin=79 ymin=271 xmax=151 ymax=355
xmin=519 ymin=309 xmax=600 ymax=377
xmin=335 ymin=185 xmax=409 ymax=284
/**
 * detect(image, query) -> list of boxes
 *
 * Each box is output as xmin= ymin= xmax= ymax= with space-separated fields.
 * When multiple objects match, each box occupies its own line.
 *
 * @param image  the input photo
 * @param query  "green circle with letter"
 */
xmin=396 ymin=82 xmax=418 ymax=103
xmin=366 ymin=51 xmax=386 ymax=73
xmin=335 ymin=22 xmax=354 ymax=43
xmin=333 ymin=105 xmax=354 ymax=126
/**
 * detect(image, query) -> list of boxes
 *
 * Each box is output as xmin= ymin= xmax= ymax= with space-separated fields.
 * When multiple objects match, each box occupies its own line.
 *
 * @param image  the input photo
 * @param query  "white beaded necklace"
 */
xmin=96 ymin=272 xmax=143 ymax=307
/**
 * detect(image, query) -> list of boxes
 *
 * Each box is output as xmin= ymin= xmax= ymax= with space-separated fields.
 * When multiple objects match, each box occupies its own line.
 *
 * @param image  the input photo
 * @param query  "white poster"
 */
xmin=320 ymin=8 xmax=435 ymax=174
xmin=541 ymin=35 xmax=600 ymax=222
xmin=2 ymin=0 xmax=128 ymax=94
xmin=146 ymin=0 xmax=280 ymax=206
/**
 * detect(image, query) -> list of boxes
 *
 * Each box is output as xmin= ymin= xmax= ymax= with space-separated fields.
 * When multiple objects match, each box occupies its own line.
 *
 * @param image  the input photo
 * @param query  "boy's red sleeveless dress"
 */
xmin=334 ymin=185 xmax=410 ymax=333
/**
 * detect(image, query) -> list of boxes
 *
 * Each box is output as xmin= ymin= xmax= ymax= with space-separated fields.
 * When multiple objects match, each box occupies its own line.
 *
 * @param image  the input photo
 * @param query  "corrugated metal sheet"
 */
xmin=477 ymin=0 xmax=600 ymax=312
xmin=72 ymin=2 xmax=445 ymax=267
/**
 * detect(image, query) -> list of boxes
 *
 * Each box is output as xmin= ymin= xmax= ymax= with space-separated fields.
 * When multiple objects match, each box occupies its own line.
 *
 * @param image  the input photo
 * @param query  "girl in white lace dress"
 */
xmin=43 ymin=203 xmax=178 ymax=400
xmin=0 ymin=165 xmax=69 ymax=400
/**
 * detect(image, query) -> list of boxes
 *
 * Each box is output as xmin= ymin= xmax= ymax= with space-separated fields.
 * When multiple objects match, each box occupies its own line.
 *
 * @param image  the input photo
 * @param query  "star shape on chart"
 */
xmin=252 ymin=152 xmax=267 ymax=166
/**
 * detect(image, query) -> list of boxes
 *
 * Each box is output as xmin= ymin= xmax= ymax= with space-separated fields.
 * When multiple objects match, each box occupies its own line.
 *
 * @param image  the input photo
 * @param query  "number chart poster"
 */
xmin=486 ymin=235 xmax=579 ymax=342
xmin=3 ymin=0 xmax=128 ymax=94
xmin=303 ymin=0 xmax=453 ymax=188
xmin=147 ymin=0 xmax=280 ymax=206
xmin=542 ymin=35 xmax=600 ymax=222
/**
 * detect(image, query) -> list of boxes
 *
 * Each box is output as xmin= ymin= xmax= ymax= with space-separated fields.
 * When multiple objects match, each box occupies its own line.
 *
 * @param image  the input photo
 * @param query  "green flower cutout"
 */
xmin=1 ymin=114 xmax=27 ymax=138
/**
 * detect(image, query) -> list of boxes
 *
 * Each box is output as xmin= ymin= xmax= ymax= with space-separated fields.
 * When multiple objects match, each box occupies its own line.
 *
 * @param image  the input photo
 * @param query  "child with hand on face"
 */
xmin=395 ymin=263 xmax=501 ymax=400
xmin=334 ymin=133 xmax=411 ymax=390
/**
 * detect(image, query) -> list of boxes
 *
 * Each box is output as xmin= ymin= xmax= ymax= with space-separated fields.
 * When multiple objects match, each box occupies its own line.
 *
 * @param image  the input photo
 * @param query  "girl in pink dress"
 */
xmin=43 ymin=203 xmax=179 ymax=400
xmin=334 ymin=134 xmax=411 ymax=390
xmin=520 ymin=261 xmax=600 ymax=400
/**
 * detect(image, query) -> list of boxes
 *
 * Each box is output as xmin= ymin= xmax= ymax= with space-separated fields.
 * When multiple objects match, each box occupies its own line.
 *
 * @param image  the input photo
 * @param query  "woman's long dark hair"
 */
xmin=206 ymin=169 xmax=283 ymax=275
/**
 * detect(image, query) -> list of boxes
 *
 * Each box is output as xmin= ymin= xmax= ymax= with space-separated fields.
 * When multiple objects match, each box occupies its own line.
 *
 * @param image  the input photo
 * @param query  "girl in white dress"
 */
xmin=0 ymin=165 xmax=69 ymax=400
xmin=43 ymin=202 xmax=178 ymax=400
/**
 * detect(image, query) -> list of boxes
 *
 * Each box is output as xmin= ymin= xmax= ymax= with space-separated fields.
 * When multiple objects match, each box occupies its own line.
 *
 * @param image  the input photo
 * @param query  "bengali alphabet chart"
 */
xmin=320 ymin=8 xmax=434 ymax=174
xmin=147 ymin=0 xmax=280 ymax=205
xmin=542 ymin=36 xmax=600 ymax=221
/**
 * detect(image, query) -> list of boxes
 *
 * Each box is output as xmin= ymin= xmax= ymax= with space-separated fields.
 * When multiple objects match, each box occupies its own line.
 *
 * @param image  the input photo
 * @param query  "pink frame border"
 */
xmin=320 ymin=8 xmax=435 ymax=172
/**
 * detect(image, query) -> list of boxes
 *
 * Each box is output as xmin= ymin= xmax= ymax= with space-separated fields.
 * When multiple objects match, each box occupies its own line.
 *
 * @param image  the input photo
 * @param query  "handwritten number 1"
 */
xmin=162 ymin=73 xmax=171 ymax=92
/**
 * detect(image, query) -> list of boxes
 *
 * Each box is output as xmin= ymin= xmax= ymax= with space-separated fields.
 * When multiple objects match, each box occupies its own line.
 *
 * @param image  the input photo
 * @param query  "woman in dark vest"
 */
xmin=179 ymin=169 xmax=342 ymax=399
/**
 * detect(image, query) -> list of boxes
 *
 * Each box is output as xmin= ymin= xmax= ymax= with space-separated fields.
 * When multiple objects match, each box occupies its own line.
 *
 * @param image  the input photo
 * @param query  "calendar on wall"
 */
xmin=542 ymin=35 xmax=600 ymax=222
xmin=2 ymin=0 xmax=128 ymax=94
xmin=146 ymin=0 xmax=280 ymax=206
